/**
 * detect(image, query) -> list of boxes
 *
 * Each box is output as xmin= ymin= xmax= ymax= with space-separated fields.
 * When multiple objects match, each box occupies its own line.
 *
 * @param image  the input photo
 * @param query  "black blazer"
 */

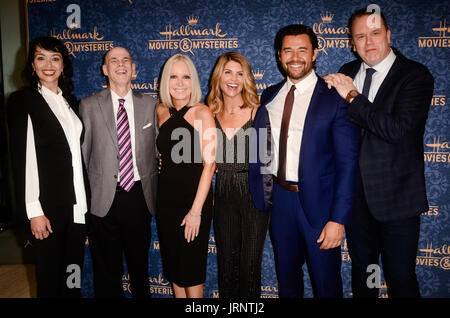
xmin=6 ymin=87 xmax=79 ymax=221
xmin=340 ymin=47 xmax=434 ymax=222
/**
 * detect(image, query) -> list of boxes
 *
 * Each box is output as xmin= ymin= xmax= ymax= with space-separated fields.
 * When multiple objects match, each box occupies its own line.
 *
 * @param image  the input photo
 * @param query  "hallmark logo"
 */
xmin=341 ymin=238 xmax=351 ymax=262
xmin=422 ymin=205 xmax=439 ymax=216
xmin=149 ymin=273 xmax=173 ymax=295
xmin=418 ymin=19 xmax=450 ymax=48
xmin=313 ymin=12 xmax=350 ymax=55
xmin=424 ymin=136 xmax=450 ymax=163
xmin=102 ymin=72 xmax=159 ymax=98
xmin=187 ymin=15 xmax=199 ymax=26
xmin=50 ymin=27 xmax=114 ymax=58
xmin=148 ymin=15 xmax=239 ymax=55
xmin=122 ymin=273 xmax=173 ymax=295
xmin=252 ymin=68 xmax=274 ymax=96
xmin=260 ymin=285 xmax=278 ymax=298
xmin=252 ymin=69 xmax=265 ymax=80
xmin=417 ymin=242 xmax=450 ymax=270
xmin=208 ymin=235 xmax=216 ymax=254
xmin=320 ymin=12 xmax=334 ymax=24
xmin=431 ymin=94 xmax=446 ymax=106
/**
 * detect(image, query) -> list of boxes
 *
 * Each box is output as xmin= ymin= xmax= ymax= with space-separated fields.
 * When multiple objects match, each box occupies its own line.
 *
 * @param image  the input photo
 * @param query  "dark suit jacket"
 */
xmin=340 ymin=47 xmax=434 ymax=222
xmin=249 ymin=77 xmax=359 ymax=229
xmin=6 ymin=87 xmax=79 ymax=221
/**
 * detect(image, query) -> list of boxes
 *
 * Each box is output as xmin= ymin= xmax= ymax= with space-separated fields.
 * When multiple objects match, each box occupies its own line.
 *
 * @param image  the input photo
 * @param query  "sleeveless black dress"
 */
xmin=156 ymin=106 xmax=213 ymax=287
xmin=213 ymin=113 xmax=270 ymax=297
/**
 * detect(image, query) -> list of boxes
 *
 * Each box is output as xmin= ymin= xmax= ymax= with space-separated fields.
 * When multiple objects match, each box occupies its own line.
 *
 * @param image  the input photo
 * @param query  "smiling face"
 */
xmin=351 ymin=14 xmax=391 ymax=67
xmin=32 ymin=46 xmax=63 ymax=92
xmin=219 ymin=60 xmax=244 ymax=100
xmin=102 ymin=47 xmax=136 ymax=91
xmin=278 ymin=34 xmax=318 ymax=83
xmin=169 ymin=60 xmax=192 ymax=107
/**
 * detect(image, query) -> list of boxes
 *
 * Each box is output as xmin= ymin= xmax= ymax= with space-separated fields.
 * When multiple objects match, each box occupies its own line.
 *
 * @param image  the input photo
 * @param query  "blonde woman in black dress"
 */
xmin=156 ymin=54 xmax=216 ymax=298
xmin=207 ymin=52 xmax=269 ymax=297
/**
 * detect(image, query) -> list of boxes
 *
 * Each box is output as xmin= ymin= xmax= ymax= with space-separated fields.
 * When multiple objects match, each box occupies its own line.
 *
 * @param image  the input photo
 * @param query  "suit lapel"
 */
xmin=372 ymin=56 xmax=403 ymax=105
xmin=261 ymin=80 xmax=285 ymax=108
xmin=98 ymin=89 xmax=118 ymax=151
xmin=347 ymin=62 xmax=361 ymax=79
xmin=132 ymin=91 xmax=144 ymax=162
xmin=298 ymin=79 xmax=325 ymax=179
xmin=257 ymin=80 xmax=286 ymax=169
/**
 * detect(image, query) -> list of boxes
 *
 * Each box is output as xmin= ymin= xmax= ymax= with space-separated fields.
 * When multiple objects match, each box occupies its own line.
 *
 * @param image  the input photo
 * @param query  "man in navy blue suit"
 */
xmin=324 ymin=9 xmax=434 ymax=298
xmin=249 ymin=24 xmax=359 ymax=298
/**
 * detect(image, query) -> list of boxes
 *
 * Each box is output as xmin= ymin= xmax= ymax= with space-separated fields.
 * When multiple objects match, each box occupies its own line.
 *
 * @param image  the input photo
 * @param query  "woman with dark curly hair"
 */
xmin=6 ymin=36 xmax=87 ymax=298
xmin=207 ymin=52 xmax=269 ymax=298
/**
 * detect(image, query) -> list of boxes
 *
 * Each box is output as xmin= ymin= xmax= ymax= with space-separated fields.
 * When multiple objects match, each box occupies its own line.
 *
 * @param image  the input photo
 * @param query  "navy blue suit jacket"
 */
xmin=249 ymin=76 xmax=359 ymax=229
xmin=340 ymin=48 xmax=434 ymax=222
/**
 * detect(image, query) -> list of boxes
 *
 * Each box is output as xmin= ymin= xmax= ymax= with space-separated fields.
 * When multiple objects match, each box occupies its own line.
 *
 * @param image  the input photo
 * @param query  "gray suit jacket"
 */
xmin=79 ymin=89 xmax=158 ymax=217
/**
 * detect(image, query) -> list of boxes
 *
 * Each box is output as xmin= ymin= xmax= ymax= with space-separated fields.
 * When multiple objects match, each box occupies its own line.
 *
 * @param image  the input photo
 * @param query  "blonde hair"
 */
xmin=207 ymin=52 xmax=259 ymax=114
xmin=159 ymin=54 xmax=202 ymax=108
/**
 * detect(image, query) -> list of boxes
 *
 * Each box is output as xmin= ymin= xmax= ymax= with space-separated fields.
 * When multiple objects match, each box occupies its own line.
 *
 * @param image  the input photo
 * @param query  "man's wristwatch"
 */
xmin=345 ymin=90 xmax=359 ymax=103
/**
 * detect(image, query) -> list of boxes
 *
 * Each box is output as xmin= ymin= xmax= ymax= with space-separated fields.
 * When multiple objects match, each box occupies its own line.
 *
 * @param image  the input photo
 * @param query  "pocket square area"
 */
xmin=143 ymin=123 xmax=152 ymax=129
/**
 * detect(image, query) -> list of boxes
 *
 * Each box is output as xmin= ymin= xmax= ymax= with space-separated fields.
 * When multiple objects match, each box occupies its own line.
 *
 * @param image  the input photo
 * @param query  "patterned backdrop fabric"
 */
xmin=27 ymin=0 xmax=450 ymax=298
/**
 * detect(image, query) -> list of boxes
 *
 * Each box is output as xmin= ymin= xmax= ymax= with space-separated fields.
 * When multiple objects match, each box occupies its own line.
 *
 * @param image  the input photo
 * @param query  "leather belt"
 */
xmin=273 ymin=176 xmax=299 ymax=192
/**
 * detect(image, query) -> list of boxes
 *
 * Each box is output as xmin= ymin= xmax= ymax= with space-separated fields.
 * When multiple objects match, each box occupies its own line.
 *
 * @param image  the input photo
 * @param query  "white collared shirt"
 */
xmin=353 ymin=49 xmax=396 ymax=102
xmin=25 ymin=85 xmax=87 ymax=224
xmin=267 ymin=71 xmax=318 ymax=182
xmin=110 ymin=89 xmax=140 ymax=182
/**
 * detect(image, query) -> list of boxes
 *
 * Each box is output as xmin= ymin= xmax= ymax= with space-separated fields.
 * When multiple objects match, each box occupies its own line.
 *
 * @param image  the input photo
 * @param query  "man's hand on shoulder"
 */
xmin=323 ymin=73 xmax=358 ymax=101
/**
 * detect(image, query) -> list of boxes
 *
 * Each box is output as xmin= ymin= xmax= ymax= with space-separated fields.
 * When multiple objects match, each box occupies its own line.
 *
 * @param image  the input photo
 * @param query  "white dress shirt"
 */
xmin=267 ymin=71 xmax=318 ymax=182
xmin=25 ymin=85 xmax=87 ymax=224
xmin=110 ymin=89 xmax=140 ymax=182
xmin=353 ymin=49 xmax=396 ymax=102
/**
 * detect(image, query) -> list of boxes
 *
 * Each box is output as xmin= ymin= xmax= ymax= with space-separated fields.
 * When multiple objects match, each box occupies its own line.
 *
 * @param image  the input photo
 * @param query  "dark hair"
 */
xmin=274 ymin=24 xmax=318 ymax=71
xmin=274 ymin=24 xmax=319 ymax=54
xmin=348 ymin=8 xmax=389 ymax=37
xmin=23 ymin=36 xmax=74 ymax=98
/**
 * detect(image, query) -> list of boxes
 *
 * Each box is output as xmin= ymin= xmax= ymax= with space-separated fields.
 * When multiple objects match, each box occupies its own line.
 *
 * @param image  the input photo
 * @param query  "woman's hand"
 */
xmin=30 ymin=215 xmax=53 ymax=240
xmin=181 ymin=209 xmax=201 ymax=243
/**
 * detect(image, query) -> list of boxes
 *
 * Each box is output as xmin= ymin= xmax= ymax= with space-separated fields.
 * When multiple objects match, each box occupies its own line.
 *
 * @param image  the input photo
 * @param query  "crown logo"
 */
xmin=186 ymin=15 xmax=199 ymax=26
xmin=320 ymin=11 xmax=334 ymax=24
xmin=252 ymin=68 xmax=265 ymax=80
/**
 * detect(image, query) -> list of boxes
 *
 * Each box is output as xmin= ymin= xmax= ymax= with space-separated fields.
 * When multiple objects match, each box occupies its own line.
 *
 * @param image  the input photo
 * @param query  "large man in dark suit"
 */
xmin=324 ymin=9 xmax=434 ymax=298
xmin=249 ymin=24 xmax=359 ymax=298
xmin=79 ymin=47 xmax=158 ymax=298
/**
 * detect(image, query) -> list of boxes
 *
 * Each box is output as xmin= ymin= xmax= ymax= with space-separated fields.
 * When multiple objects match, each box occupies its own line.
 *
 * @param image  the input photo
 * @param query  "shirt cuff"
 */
xmin=26 ymin=201 xmax=45 ymax=219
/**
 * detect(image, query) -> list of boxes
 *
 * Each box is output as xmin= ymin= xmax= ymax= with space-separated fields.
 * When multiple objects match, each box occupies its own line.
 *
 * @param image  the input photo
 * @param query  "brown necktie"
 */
xmin=277 ymin=84 xmax=296 ymax=181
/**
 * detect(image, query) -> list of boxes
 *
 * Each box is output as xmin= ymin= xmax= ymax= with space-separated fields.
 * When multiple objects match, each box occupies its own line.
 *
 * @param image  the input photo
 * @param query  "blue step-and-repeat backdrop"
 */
xmin=26 ymin=0 xmax=449 ymax=298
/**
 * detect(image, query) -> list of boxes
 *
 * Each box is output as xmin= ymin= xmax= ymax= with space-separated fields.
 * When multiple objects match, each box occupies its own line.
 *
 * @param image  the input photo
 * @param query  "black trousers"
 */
xmin=32 ymin=205 xmax=87 ymax=298
xmin=88 ymin=181 xmax=151 ymax=298
xmin=214 ymin=175 xmax=270 ymax=298
xmin=346 ymin=178 xmax=421 ymax=298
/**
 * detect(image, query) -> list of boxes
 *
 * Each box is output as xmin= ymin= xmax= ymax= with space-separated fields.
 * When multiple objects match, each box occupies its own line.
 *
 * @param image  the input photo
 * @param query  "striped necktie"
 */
xmin=117 ymin=98 xmax=135 ymax=191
